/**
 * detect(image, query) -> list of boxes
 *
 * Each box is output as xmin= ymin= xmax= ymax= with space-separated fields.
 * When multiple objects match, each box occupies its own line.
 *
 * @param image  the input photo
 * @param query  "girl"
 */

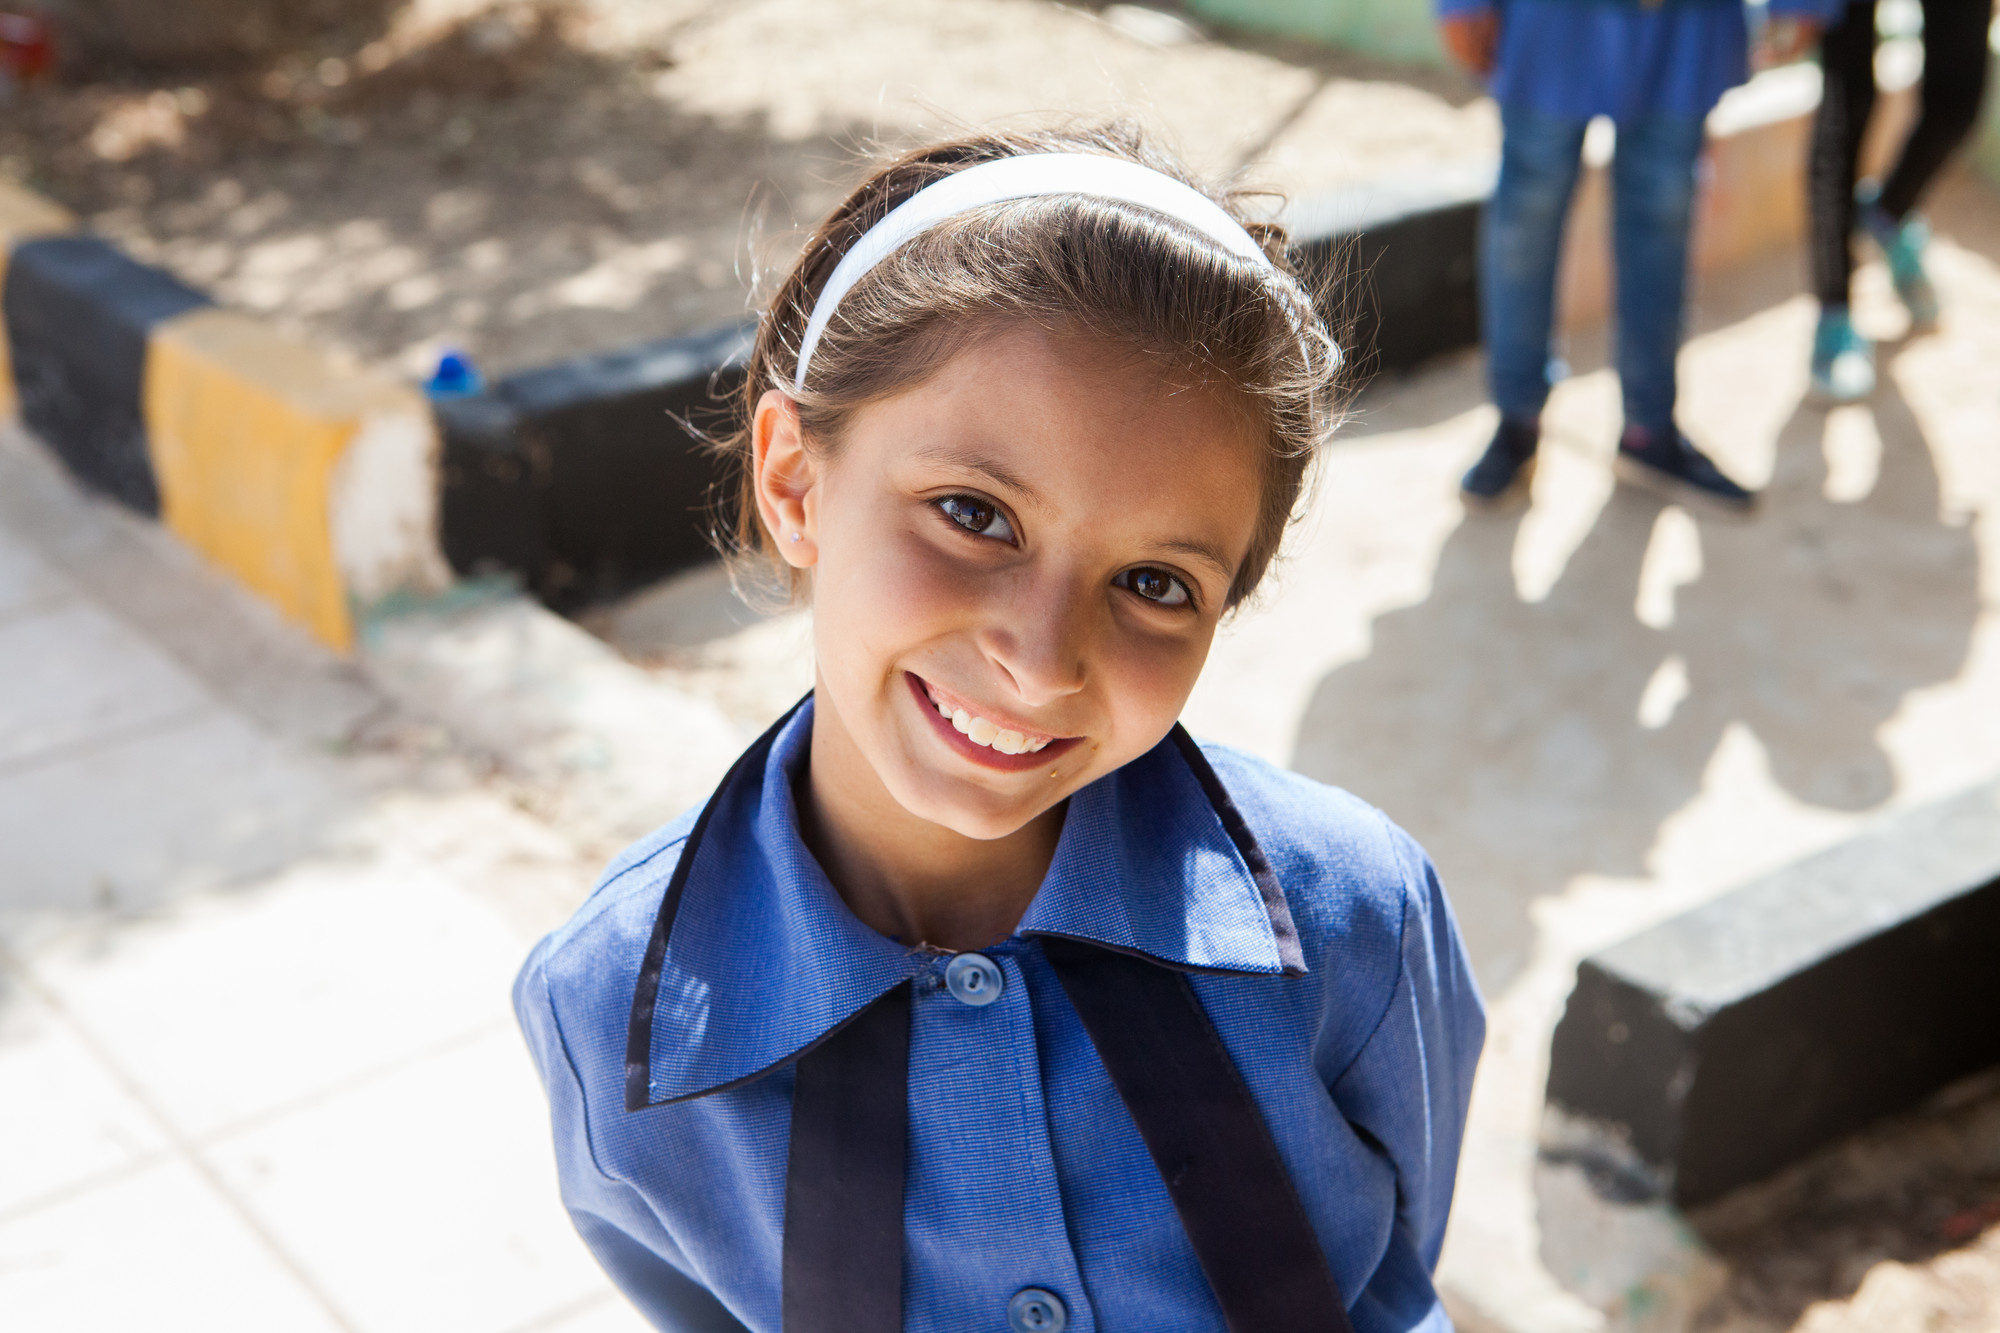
xmin=515 ymin=126 xmax=1484 ymax=1333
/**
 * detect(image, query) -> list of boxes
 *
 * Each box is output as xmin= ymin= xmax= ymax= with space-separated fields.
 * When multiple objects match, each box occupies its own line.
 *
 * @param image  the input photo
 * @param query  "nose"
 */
xmin=977 ymin=570 xmax=1091 ymax=707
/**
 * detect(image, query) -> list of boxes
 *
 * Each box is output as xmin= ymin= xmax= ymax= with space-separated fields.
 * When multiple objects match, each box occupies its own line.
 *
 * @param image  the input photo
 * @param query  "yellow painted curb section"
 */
xmin=0 ymin=180 xmax=77 ymax=421
xmin=145 ymin=306 xmax=447 ymax=653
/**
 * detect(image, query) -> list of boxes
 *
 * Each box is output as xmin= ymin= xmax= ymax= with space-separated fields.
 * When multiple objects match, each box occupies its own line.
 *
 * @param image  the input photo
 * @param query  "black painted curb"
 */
xmin=1546 ymin=781 xmax=2000 ymax=1206
xmin=436 ymin=168 xmax=1494 ymax=610
xmin=2 ymin=235 xmax=212 ymax=514
xmin=1287 ymin=162 xmax=1491 ymax=378
xmin=436 ymin=321 xmax=756 ymax=612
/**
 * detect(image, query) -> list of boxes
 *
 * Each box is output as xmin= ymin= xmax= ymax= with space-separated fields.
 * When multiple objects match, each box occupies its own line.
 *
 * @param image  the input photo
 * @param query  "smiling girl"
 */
xmin=515 ymin=127 xmax=1484 ymax=1333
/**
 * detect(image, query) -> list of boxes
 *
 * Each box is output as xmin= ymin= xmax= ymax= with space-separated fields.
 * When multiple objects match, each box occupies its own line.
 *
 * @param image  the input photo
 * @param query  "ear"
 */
xmin=752 ymin=389 xmax=819 ymax=569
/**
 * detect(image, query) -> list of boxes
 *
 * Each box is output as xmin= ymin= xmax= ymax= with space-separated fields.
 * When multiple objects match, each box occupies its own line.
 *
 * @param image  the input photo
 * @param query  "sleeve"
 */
xmin=514 ymin=942 xmax=753 ymax=1333
xmin=1328 ymin=823 xmax=1486 ymax=1276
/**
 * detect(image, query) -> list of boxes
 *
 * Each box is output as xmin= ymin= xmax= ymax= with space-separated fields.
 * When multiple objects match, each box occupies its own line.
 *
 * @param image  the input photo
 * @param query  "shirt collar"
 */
xmin=627 ymin=697 xmax=1304 ymax=1109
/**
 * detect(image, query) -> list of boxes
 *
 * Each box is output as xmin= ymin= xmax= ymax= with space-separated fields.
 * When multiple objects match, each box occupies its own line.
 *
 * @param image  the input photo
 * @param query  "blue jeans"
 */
xmin=1481 ymin=104 xmax=1708 ymax=436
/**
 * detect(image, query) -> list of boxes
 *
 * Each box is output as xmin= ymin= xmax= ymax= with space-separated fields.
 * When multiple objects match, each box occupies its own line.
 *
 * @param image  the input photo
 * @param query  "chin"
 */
xmin=888 ymin=766 xmax=1060 ymax=842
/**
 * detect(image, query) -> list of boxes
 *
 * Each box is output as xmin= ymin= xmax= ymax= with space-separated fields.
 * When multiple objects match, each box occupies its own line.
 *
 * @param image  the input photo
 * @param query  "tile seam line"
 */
xmin=0 ymin=702 xmax=219 ymax=781
xmin=0 ymin=1145 xmax=178 ymax=1228
xmin=0 ymin=946 xmax=365 ymax=1333
xmin=190 ymin=1018 xmax=514 ymax=1148
xmin=498 ymin=1285 xmax=620 ymax=1333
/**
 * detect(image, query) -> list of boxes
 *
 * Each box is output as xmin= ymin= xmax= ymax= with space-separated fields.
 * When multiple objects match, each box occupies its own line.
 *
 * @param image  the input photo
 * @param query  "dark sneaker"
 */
xmin=1613 ymin=426 xmax=1756 ymax=515
xmin=1460 ymin=417 xmax=1541 ymax=508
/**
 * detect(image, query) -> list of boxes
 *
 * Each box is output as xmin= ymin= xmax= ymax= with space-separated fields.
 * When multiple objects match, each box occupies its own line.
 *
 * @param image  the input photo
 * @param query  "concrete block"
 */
xmin=143 ymin=306 xmax=450 ymax=652
xmin=0 ymin=179 xmax=76 ymax=423
xmin=1287 ymin=162 xmax=1492 ymax=376
xmin=1546 ymin=780 xmax=2000 ymax=1206
xmin=438 ymin=321 xmax=755 ymax=611
xmin=1 ymin=236 xmax=209 ymax=513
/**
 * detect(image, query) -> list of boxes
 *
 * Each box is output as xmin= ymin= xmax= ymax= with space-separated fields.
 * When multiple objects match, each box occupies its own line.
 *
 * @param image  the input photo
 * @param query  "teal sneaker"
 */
xmin=1809 ymin=308 xmax=1875 ymax=404
xmin=1860 ymin=199 xmax=1940 ymax=332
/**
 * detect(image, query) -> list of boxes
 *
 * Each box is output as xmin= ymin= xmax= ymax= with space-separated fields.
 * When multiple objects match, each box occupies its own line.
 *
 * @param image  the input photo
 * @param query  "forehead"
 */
xmin=842 ymin=323 xmax=1266 ymax=555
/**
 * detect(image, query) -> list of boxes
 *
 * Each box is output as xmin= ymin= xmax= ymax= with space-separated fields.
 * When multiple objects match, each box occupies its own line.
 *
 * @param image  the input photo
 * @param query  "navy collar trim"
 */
xmin=623 ymin=697 xmax=1304 ymax=1112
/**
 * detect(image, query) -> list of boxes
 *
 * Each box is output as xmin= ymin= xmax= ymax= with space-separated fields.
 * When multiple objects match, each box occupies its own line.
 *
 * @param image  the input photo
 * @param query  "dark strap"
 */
xmin=1043 ymin=938 xmax=1355 ymax=1333
xmin=782 ymin=982 xmax=910 ymax=1333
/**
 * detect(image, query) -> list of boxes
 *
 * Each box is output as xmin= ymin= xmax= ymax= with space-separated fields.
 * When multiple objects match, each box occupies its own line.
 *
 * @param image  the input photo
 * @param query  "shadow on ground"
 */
xmin=1292 ymin=371 xmax=1980 ymax=991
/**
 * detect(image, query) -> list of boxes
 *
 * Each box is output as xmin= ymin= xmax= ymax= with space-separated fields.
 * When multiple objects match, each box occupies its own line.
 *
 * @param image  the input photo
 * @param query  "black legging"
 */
xmin=1808 ymin=0 xmax=1993 ymax=305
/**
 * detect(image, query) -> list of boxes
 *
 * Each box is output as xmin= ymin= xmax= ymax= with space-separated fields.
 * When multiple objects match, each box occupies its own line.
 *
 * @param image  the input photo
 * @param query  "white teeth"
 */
xmin=924 ymin=684 xmax=1053 ymax=755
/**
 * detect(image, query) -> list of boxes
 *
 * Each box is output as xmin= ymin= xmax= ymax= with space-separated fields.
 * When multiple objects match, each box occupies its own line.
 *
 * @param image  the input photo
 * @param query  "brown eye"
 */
xmin=1115 ymin=567 xmax=1192 ymax=608
xmin=937 ymin=495 xmax=1017 ymax=542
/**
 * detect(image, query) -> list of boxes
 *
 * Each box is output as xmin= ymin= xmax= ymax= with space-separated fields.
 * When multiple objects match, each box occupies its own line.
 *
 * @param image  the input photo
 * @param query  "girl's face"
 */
xmin=756 ymin=322 xmax=1266 ymax=841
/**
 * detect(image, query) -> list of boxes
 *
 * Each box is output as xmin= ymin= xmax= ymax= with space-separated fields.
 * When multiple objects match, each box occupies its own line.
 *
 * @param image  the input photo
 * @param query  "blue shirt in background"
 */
xmin=1436 ymin=0 xmax=1844 ymax=122
xmin=515 ymin=701 xmax=1486 ymax=1333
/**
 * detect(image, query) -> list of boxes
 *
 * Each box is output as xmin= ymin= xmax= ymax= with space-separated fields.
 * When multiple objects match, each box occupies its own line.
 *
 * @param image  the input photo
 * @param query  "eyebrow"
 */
xmin=913 ymin=444 xmax=1044 ymax=504
xmin=1155 ymin=537 xmax=1237 ymax=581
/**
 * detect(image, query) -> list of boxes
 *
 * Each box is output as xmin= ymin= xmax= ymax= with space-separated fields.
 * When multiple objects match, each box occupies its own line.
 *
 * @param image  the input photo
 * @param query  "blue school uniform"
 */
xmin=514 ymin=699 xmax=1485 ymax=1333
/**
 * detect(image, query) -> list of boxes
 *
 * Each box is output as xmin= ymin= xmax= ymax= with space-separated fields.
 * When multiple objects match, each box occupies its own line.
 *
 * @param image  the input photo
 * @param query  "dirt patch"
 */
xmin=1691 ymin=1069 xmax=2000 ymax=1332
xmin=0 ymin=0 xmax=1494 ymax=377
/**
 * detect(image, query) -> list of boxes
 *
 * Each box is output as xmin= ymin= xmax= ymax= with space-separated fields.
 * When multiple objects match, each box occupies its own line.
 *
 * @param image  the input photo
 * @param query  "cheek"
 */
xmin=812 ymin=506 xmax=979 ymax=667
xmin=1094 ymin=617 xmax=1218 ymax=737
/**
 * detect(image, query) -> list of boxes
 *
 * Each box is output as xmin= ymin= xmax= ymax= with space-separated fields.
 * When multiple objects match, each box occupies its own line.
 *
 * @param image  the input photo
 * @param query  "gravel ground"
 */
xmin=0 ymin=0 xmax=1493 ymax=377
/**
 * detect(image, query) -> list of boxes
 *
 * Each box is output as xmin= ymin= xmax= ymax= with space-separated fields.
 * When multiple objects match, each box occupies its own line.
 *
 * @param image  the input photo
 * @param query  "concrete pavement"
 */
xmin=0 ymin=421 xmax=645 ymax=1333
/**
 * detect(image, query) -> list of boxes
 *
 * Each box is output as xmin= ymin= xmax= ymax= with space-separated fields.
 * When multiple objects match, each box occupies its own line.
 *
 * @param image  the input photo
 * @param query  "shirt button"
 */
xmin=944 ymin=952 xmax=1004 ymax=1006
xmin=1008 ymin=1287 xmax=1068 ymax=1333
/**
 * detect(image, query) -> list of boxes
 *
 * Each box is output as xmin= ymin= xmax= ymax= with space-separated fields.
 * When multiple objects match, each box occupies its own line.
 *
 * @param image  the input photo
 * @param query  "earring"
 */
xmin=789 ymin=531 xmax=803 ymax=544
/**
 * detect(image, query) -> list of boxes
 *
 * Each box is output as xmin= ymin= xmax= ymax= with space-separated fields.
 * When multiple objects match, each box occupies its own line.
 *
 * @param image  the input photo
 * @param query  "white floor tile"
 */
xmin=0 ymin=523 xmax=66 ymax=620
xmin=0 ymin=601 xmax=212 ymax=768
xmin=205 ymin=1028 xmax=616 ymax=1333
xmin=0 ymin=1156 xmax=347 ymax=1332
xmin=0 ymin=975 xmax=168 ymax=1217
xmin=521 ymin=1291 xmax=656 ymax=1333
xmin=0 ymin=706 xmax=349 ymax=924
xmin=26 ymin=860 xmax=528 ymax=1137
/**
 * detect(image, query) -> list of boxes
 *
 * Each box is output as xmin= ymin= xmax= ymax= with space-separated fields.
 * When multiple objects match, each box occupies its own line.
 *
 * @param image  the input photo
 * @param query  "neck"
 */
xmin=798 ymin=696 xmax=1065 ymax=953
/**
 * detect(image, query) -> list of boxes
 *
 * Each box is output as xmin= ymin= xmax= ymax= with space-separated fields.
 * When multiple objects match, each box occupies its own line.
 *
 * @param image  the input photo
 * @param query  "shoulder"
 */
xmin=1197 ymin=741 xmax=1433 ymax=975
xmin=514 ymin=808 xmax=702 ymax=1088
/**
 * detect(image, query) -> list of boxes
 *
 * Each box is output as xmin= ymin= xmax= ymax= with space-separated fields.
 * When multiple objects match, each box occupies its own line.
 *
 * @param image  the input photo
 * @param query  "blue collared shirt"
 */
xmin=515 ymin=702 xmax=1485 ymax=1332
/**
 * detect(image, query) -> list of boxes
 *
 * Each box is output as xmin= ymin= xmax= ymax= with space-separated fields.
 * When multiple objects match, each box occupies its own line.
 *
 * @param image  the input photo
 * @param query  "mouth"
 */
xmin=904 ymin=673 xmax=1085 ymax=773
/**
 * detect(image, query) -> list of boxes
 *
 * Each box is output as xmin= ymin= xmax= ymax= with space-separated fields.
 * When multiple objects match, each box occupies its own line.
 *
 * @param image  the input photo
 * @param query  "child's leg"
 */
xmin=1809 ymin=0 xmax=1880 ymax=308
xmin=1481 ymin=104 xmax=1590 ymax=425
xmin=1608 ymin=113 xmax=1707 ymax=438
xmin=1876 ymin=0 xmax=1992 ymax=219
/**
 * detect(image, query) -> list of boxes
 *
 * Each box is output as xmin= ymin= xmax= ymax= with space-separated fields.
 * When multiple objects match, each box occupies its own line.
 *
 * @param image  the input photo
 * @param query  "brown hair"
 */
xmin=718 ymin=123 xmax=1347 ymax=607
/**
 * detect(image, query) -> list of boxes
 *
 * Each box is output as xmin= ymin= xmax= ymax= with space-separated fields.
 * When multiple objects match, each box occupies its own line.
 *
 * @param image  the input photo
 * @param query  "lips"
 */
xmin=904 ymin=673 xmax=1083 ymax=773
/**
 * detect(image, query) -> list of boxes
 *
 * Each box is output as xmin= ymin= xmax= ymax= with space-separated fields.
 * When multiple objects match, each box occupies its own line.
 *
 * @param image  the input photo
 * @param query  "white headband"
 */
xmin=792 ymin=152 xmax=1306 ymax=392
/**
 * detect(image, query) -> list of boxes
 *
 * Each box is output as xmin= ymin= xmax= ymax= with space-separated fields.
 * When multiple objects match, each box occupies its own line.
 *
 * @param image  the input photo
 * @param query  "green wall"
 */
xmin=1186 ymin=0 xmax=1448 ymax=67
